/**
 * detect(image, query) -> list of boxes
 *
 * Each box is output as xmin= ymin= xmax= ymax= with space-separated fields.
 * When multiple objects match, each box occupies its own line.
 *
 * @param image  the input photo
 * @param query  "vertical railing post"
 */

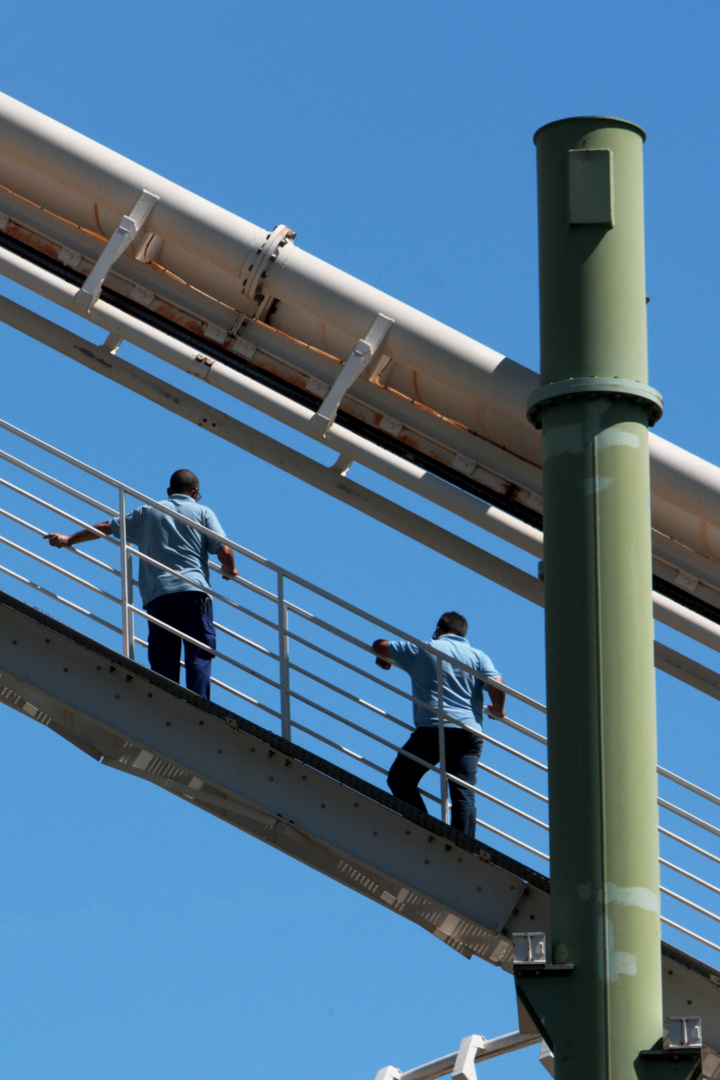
xmin=118 ymin=488 xmax=134 ymax=660
xmin=436 ymin=651 xmax=450 ymax=825
xmin=277 ymin=572 xmax=292 ymax=741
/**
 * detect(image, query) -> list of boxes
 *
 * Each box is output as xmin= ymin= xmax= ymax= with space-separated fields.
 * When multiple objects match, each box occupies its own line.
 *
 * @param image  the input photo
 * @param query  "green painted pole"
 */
xmin=526 ymin=118 xmax=665 ymax=1079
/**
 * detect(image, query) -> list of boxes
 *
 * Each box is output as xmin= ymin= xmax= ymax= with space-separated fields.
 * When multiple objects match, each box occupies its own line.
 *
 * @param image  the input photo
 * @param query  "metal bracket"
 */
xmin=452 ymin=1034 xmax=487 ymax=1080
xmin=513 ymin=931 xmax=547 ymax=965
xmin=330 ymin=453 xmax=353 ymax=476
xmin=240 ymin=223 xmax=296 ymax=306
xmin=308 ymin=313 xmax=394 ymax=438
xmin=668 ymin=1018 xmax=703 ymax=1049
xmin=374 ymin=1069 xmax=401 ymax=1080
xmin=75 ymin=189 xmax=159 ymax=313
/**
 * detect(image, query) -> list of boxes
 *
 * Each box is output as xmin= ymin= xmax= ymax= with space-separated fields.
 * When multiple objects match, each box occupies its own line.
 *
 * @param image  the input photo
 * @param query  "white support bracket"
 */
xmin=308 ymin=312 xmax=394 ymax=438
xmin=74 ymin=189 xmax=159 ymax=313
xmin=374 ymin=1069 xmax=402 ymax=1080
xmin=451 ymin=1034 xmax=487 ymax=1080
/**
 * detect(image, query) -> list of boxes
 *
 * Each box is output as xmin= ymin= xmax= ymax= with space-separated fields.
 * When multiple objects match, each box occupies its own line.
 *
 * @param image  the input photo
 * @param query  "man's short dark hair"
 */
xmin=436 ymin=612 xmax=468 ymax=637
xmin=169 ymin=469 xmax=199 ymax=494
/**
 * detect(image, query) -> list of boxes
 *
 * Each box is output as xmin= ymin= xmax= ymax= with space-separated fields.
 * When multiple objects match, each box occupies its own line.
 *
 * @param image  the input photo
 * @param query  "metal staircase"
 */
xmin=1 ymin=422 xmax=719 ymax=1076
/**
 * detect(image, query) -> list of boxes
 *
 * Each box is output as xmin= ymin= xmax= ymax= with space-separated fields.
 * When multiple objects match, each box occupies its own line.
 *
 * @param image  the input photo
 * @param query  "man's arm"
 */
xmin=486 ymin=677 xmax=506 ymax=719
xmin=371 ymin=638 xmax=392 ymax=671
xmin=217 ymin=544 xmax=240 ymax=581
xmin=44 ymin=522 xmax=112 ymax=548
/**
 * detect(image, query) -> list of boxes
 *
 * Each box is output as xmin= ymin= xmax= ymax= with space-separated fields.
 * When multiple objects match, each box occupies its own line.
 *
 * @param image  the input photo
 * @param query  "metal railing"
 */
xmin=0 ymin=415 xmax=718 ymax=965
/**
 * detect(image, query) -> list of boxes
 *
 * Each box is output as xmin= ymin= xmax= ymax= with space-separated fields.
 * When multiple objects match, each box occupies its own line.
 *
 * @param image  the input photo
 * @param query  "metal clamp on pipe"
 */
xmin=240 ymin=223 xmax=296 ymax=306
xmin=526 ymin=375 xmax=664 ymax=429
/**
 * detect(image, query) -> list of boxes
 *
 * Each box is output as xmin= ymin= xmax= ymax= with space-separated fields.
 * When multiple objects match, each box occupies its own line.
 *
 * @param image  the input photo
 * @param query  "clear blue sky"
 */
xmin=0 ymin=2 xmax=718 ymax=1078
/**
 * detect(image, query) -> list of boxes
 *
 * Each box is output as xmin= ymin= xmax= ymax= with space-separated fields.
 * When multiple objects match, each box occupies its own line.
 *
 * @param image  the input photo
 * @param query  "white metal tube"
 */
xmin=118 ymin=489 xmax=133 ymax=659
xmin=393 ymin=1030 xmax=542 ymax=1080
xmin=1 ymin=91 xmax=720 ymax=574
xmin=277 ymin=573 xmax=292 ymax=742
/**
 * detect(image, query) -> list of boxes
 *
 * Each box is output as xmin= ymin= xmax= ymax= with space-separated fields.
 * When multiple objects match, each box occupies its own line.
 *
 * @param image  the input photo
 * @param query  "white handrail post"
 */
xmin=118 ymin=488 xmax=134 ymax=659
xmin=277 ymin=572 xmax=292 ymax=741
xmin=436 ymin=652 xmax=450 ymax=825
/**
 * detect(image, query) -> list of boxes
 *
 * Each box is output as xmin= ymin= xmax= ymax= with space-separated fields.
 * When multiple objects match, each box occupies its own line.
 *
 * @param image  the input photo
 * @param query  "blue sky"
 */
xmin=0 ymin=2 xmax=718 ymax=1078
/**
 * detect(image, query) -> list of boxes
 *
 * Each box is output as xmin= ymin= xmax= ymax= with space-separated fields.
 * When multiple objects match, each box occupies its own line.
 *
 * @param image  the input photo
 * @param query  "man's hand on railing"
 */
xmin=44 ymin=523 xmax=111 ymax=548
xmin=487 ymin=678 xmax=506 ymax=719
xmin=44 ymin=533 xmax=73 ymax=548
xmin=217 ymin=544 xmax=240 ymax=581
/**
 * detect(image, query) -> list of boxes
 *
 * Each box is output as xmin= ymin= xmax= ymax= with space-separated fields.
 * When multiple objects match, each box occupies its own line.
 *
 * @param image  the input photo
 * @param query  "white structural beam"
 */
xmin=0 ymin=91 xmax=719 ymax=633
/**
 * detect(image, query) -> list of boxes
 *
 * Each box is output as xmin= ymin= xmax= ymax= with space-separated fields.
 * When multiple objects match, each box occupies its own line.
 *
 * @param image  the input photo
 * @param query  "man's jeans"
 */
xmin=146 ymin=591 xmax=216 ymax=699
xmin=387 ymin=725 xmax=483 ymax=837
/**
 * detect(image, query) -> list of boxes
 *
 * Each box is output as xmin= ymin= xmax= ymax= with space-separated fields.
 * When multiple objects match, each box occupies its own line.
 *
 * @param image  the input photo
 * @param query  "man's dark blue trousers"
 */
xmin=387 ymin=726 xmax=483 ymax=837
xmin=146 ymin=590 xmax=216 ymax=700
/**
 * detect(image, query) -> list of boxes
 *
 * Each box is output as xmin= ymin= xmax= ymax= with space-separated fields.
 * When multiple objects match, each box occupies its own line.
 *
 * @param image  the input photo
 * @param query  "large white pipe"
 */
xmin=0 ymin=92 xmax=719 ymax=573
xmin=0 ymin=243 xmax=544 ymax=558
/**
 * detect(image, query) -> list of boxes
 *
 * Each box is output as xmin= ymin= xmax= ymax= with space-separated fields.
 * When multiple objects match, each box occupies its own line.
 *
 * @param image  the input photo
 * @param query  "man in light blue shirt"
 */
xmin=45 ymin=469 xmax=238 ymax=699
xmin=372 ymin=612 xmax=505 ymax=837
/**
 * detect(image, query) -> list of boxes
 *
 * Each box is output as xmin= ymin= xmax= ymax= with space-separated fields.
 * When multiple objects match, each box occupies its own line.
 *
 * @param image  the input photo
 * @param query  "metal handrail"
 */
xmin=0 ymin=415 xmax=718 ymax=961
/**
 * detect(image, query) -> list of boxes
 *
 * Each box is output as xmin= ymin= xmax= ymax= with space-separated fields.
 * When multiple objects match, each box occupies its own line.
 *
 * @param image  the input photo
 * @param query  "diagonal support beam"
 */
xmin=74 ymin=189 xmax=159 ymax=312
xmin=308 ymin=312 xmax=394 ymax=438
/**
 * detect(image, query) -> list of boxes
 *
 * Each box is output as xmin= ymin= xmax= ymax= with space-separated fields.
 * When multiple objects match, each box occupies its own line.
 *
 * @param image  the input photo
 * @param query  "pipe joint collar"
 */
xmin=527 ymin=377 xmax=663 ymax=429
xmin=240 ymin=224 xmax=296 ymax=306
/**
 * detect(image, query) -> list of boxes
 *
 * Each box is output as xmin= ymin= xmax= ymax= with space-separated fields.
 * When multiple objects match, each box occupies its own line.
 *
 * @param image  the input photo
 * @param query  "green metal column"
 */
xmin=524 ymin=118 xmax=665 ymax=1079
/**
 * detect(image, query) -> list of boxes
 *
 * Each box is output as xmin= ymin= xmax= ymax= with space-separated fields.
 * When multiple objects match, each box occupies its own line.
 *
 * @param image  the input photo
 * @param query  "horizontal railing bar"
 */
xmin=475 ymin=760 xmax=548 ymax=804
xmin=659 ymin=798 xmax=720 ymax=841
xmin=207 ymin=676 xmax=282 ymax=717
xmin=0 ymin=477 xmax=126 ymax=570
xmin=0 ymin=563 xmax=121 ymax=635
xmin=208 ymin=559 xmax=280 ymax=607
xmin=288 ymin=689 xmax=413 ymax=756
xmin=659 ymin=826 xmax=720 ymax=868
xmin=294 ymin=687 xmax=550 ymax=831
xmin=660 ymin=916 xmax=720 ymax=954
xmin=287 ymin=660 xmax=413 ymax=731
xmin=0 ymin=444 xmax=117 ymax=517
xmin=480 ymin=730 xmax=548 ymax=772
xmin=289 ymin=720 xmax=389 ymax=775
xmin=398 ymin=1030 xmax=543 ymax=1080
xmin=284 ymin=627 xmax=411 ymax=696
xmin=286 ymin=645 xmax=548 ymax=781
xmin=285 ymin=600 xmax=536 ymax=711
xmin=495 ymin=713 xmax=547 ymax=745
xmin=449 ymin=772 xmax=550 ymax=831
xmin=0 ymin=534 xmax=121 ymax=606
xmin=284 ymin=665 xmax=548 ymax=811
xmin=0 ymin=498 xmax=127 ymax=580
xmin=472 ymin=816 xmax=550 ymax=861
xmin=133 ymin=605 xmax=282 ymax=691
xmin=212 ymin=619 xmax=279 ymax=661
xmin=659 ymin=766 xmax=720 ymax=810
xmin=660 ymin=857 xmax=720 ymax=898
xmin=660 ymin=885 xmax=720 ymax=926
xmin=287 ymin=720 xmax=551 ymax=861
